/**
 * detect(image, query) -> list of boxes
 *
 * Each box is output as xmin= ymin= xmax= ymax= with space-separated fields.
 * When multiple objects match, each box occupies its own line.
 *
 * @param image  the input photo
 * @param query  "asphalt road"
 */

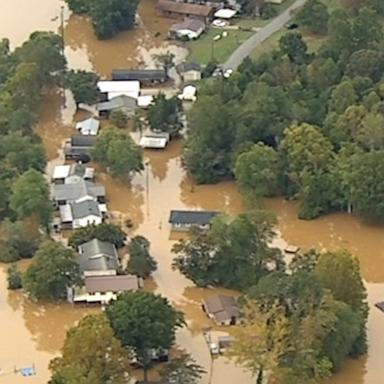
xmin=223 ymin=0 xmax=307 ymax=71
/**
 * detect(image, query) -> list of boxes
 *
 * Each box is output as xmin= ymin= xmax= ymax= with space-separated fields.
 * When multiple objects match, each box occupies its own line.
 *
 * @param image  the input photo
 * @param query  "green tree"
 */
xmin=349 ymin=151 xmax=384 ymax=221
xmin=68 ymin=223 xmax=126 ymax=248
xmin=65 ymin=70 xmax=99 ymax=107
xmin=65 ymin=0 xmax=90 ymax=14
xmin=7 ymin=263 xmax=23 ymax=290
xmin=92 ymin=126 xmax=144 ymax=178
xmin=160 ymin=352 xmax=206 ymax=384
xmin=0 ymin=241 xmax=18 ymax=263
xmin=279 ymin=32 xmax=308 ymax=64
xmin=110 ymin=109 xmax=128 ymax=128
xmin=49 ymin=314 xmax=131 ymax=384
xmin=10 ymin=169 xmax=52 ymax=229
xmin=15 ymin=31 xmax=66 ymax=85
xmin=329 ymin=81 xmax=358 ymax=114
xmin=152 ymin=51 xmax=175 ymax=76
xmin=23 ymin=241 xmax=80 ymax=300
xmin=297 ymin=0 xmax=329 ymax=34
xmin=235 ymin=142 xmax=281 ymax=199
xmin=147 ymin=94 xmax=182 ymax=137
xmin=173 ymin=211 xmax=283 ymax=290
xmin=126 ymin=235 xmax=157 ymax=279
xmin=106 ymin=291 xmax=185 ymax=382
xmin=315 ymin=249 xmax=368 ymax=355
xmin=346 ymin=49 xmax=384 ymax=82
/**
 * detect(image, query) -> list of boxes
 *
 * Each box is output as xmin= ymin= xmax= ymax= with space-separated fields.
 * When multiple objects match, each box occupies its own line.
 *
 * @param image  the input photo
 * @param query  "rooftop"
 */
xmin=203 ymin=295 xmax=240 ymax=323
xmin=53 ymin=180 xmax=105 ymax=202
xmin=70 ymin=135 xmax=97 ymax=147
xmin=97 ymin=95 xmax=137 ymax=112
xmin=157 ymin=0 xmax=213 ymax=17
xmin=85 ymin=275 xmax=139 ymax=293
xmin=97 ymin=80 xmax=140 ymax=100
xmin=71 ymin=200 xmax=101 ymax=219
xmin=112 ymin=69 xmax=166 ymax=82
xmin=170 ymin=18 xmax=206 ymax=33
xmin=169 ymin=210 xmax=219 ymax=225
xmin=178 ymin=62 xmax=202 ymax=73
xmin=76 ymin=117 xmax=100 ymax=136
xmin=78 ymin=239 xmax=119 ymax=272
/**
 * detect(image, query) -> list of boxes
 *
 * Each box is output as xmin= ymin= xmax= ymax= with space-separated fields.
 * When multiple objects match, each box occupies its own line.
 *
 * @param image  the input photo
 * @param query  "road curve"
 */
xmin=223 ymin=0 xmax=307 ymax=71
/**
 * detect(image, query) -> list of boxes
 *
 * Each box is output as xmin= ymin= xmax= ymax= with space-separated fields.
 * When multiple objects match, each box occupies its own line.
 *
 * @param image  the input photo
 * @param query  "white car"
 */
xmin=212 ymin=19 xmax=227 ymax=28
xmin=210 ymin=342 xmax=220 ymax=356
xmin=223 ymin=68 xmax=233 ymax=78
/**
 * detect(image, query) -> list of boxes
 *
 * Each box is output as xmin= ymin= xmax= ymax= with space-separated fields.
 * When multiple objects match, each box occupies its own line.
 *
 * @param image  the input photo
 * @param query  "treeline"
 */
xmin=172 ymin=210 xmax=368 ymax=382
xmin=183 ymin=1 xmax=384 ymax=221
xmin=65 ymin=0 xmax=139 ymax=39
xmin=0 ymin=32 xmax=66 ymax=262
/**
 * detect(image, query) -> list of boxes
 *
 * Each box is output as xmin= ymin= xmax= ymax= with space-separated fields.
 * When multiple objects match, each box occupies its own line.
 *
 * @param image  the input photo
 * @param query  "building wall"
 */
xmin=73 ymin=215 xmax=102 ymax=229
xmin=83 ymin=270 xmax=117 ymax=277
xmin=183 ymin=70 xmax=202 ymax=82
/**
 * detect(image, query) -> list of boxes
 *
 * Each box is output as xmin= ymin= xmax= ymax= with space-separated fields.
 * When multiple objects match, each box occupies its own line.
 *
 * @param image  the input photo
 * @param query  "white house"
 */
xmin=97 ymin=80 xmax=140 ymax=100
xmin=68 ymin=275 xmax=140 ymax=305
xmin=52 ymin=164 xmax=94 ymax=185
xmin=169 ymin=18 xmax=206 ymax=40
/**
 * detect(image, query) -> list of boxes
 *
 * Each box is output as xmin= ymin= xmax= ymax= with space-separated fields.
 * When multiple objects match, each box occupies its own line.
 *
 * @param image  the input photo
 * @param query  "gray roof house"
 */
xmin=169 ymin=210 xmax=218 ymax=231
xmin=64 ymin=135 xmax=97 ymax=160
xmin=78 ymin=239 xmax=119 ymax=276
xmin=59 ymin=200 xmax=104 ymax=229
xmin=76 ymin=117 xmax=100 ymax=135
xmin=202 ymin=295 xmax=240 ymax=325
xmin=53 ymin=180 xmax=106 ymax=205
xmin=52 ymin=164 xmax=95 ymax=184
xmin=112 ymin=69 xmax=167 ymax=84
xmin=97 ymin=95 xmax=137 ymax=118
xmin=169 ymin=18 xmax=206 ymax=40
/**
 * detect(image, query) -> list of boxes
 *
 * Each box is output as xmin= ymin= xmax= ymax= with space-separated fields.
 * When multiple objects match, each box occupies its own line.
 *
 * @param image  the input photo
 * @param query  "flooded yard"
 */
xmin=0 ymin=1 xmax=384 ymax=383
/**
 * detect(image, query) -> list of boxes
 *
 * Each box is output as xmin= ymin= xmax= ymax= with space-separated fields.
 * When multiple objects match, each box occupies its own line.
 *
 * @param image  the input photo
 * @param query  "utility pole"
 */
xmin=60 ymin=5 xmax=65 ymax=56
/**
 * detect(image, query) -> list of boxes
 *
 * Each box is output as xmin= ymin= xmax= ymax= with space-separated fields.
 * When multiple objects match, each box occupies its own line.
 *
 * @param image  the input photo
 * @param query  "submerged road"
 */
xmin=223 ymin=0 xmax=307 ymax=71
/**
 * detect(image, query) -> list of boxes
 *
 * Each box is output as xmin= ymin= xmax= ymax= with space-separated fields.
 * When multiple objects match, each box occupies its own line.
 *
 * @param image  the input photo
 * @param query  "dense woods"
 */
xmin=183 ymin=1 xmax=384 ymax=221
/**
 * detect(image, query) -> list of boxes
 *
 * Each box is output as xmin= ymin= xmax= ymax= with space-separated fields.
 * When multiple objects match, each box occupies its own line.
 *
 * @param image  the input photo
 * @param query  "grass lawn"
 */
xmin=250 ymin=29 xmax=285 ymax=59
xmin=186 ymin=29 xmax=253 ymax=65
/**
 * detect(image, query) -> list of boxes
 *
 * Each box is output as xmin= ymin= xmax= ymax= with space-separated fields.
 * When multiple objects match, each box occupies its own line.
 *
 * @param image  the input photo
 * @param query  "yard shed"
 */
xmin=178 ymin=62 xmax=202 ymax=82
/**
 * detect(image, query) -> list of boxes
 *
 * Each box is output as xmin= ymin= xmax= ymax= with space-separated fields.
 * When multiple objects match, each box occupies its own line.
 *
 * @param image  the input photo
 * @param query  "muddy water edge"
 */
xmin=0 ymin=1 xmax=383 ymax=384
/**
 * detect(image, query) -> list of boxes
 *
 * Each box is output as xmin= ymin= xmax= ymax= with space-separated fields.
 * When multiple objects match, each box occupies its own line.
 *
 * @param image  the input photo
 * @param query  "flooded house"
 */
xmin=202 ymin=295 xmax=240 ymax=326
xmin=75 ymin=117 xmax=100 ymax=136
xmin=64 ymin=135 xmax=97 ymax=161
xmin=169 ymin=18 xmax=206 ymax=40
xmin=169 ymin=210 xmax=219 ymax=231
xmin=78 ymin=239 xmax=119 ymax=277
xmin=97 ymin=95 xmax=137 ymax=118
xmin=59 ymin=199 xmax=106 ymax=229
xmin=52 ymin=180 xmax=106 ymax=206
xmin=111 ymin=69 xmax=167 ymax=85
xmin=97 ymin=80 xmax=140 ymax=100
xmin=139 ymin=132 xmax=170 ymax=149
xmin=156 ymin=0 xmax=215 ymax=24
xmin=51 ymin=164 xmax=94 ymax=185
xmin=68 ymin=275 xmax=141 ymax=304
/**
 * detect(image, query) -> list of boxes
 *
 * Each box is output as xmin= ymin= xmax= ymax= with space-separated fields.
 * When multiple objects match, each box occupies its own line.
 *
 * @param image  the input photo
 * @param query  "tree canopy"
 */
xmin=105 ymin=291 xmax=184 ymax=381
xmin=65 ymin=70 xmax=99 ymax=106
xmin=92 ymin=126 xmax=144 ymax=178
xmin=49 ymin=314 xmax=131 ymax=384
xmin=23 ymin=241 xmax=80 ymax=300
xmin=126 ymin=235 xmax=157 ymax=278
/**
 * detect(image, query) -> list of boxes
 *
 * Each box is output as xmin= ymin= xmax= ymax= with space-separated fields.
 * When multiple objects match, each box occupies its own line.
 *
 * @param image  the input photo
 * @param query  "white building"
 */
xmin=97 ymin=80 xmax=140 ymax=100
xmin=76 ymin=117 xmax=100 ymax=135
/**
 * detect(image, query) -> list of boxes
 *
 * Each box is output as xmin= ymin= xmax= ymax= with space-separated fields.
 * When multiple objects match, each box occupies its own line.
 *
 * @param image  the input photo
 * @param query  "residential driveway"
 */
xmin=223 ymin=0 xmax=307 ymax=71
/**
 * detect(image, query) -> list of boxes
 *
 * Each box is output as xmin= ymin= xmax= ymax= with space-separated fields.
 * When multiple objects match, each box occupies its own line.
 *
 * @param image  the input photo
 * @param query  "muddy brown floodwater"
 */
xmin=1 ymin=1 xmax=384 ymax=383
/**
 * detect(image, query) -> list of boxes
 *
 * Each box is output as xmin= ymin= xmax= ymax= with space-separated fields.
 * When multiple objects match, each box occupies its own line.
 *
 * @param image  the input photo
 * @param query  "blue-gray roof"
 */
xmin=78 ymin=239 xmax=119 ymax=272
xmin=71 ymin=200 xmax=101 ymax=219
xmin=169 ymin=210 xmax=219 ymax=225
xmin=53 ymin=180 xmax=105 ymax=202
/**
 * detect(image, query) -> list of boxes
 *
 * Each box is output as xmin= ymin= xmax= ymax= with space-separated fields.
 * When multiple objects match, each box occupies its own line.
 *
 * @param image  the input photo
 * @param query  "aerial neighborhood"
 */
xmin=0 ymin=0 xmax=383 ymax=383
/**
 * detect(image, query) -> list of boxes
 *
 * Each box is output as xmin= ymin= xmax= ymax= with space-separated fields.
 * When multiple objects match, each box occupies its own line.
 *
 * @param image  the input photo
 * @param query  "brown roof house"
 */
xmin=157 ymin=0 xmax=214 ymax=23
xmin=202 ymin=295 xmax=240 ymax=325
xmin=169 ymin=18 xmax=206 ymax=40
xmin=68 ymin=275 xmax=141 ymax=305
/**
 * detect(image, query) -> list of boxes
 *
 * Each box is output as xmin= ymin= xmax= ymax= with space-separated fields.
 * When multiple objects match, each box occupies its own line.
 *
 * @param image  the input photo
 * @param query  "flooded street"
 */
xmin=1 ymin=1 xmax=384 ymax=383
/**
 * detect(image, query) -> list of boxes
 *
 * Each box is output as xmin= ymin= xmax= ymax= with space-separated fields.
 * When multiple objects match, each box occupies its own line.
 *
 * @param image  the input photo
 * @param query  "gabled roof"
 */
xmin=169 ymin=210 xmax=218 ymax=225
xmin=157 ymin=0 xmax=213 ymax=17
xmin=85 ymin=275 xmax=139 ymax=293
xmin=71 ymin=200 xmax=101 ymax=219
xmin=97 ymin=95 xmax=137 ymax=112
xmin=78 ymin=239 xmax=119 ymax=272
xmin=76 ymin=117 xmax=100 ymax=135
xmin=178 ymin=62 xmax=202 ymax=73
xmin=53 ymin=180 xmax=105 ymax=202
xmin=203 ymin=295 xmax=240 ymax=323
xmin=112 ymin=69 xmax=166 ymax=82
xmin=170 ymin=18 xmax=206 ymax=34
xmin=52 ymin=165 xmax=71 ymax=180
xmin=97 ymin=81 xmax=140 ymax=100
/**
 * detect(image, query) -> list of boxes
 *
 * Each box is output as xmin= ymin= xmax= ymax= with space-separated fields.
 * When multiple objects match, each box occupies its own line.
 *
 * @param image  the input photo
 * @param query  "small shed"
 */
xmin=76 ymin=117 xmax=100 ymax=136
xmin=178 ymin=62 xmax=202 ymax=82
xmin=178 ymin=85 xmax=197 ymax=101
xmin=214 ymin=9 xmax=237 ymax=19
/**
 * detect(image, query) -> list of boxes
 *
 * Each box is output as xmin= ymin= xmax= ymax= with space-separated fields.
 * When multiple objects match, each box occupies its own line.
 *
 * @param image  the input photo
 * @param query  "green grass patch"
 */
xmin=250 ymin=29 xmax=285 ymax=59
xmin=186 ymin=29 xmax=253 ymax=65
xmin=233 ymin=17 xmax=269 ymax=29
